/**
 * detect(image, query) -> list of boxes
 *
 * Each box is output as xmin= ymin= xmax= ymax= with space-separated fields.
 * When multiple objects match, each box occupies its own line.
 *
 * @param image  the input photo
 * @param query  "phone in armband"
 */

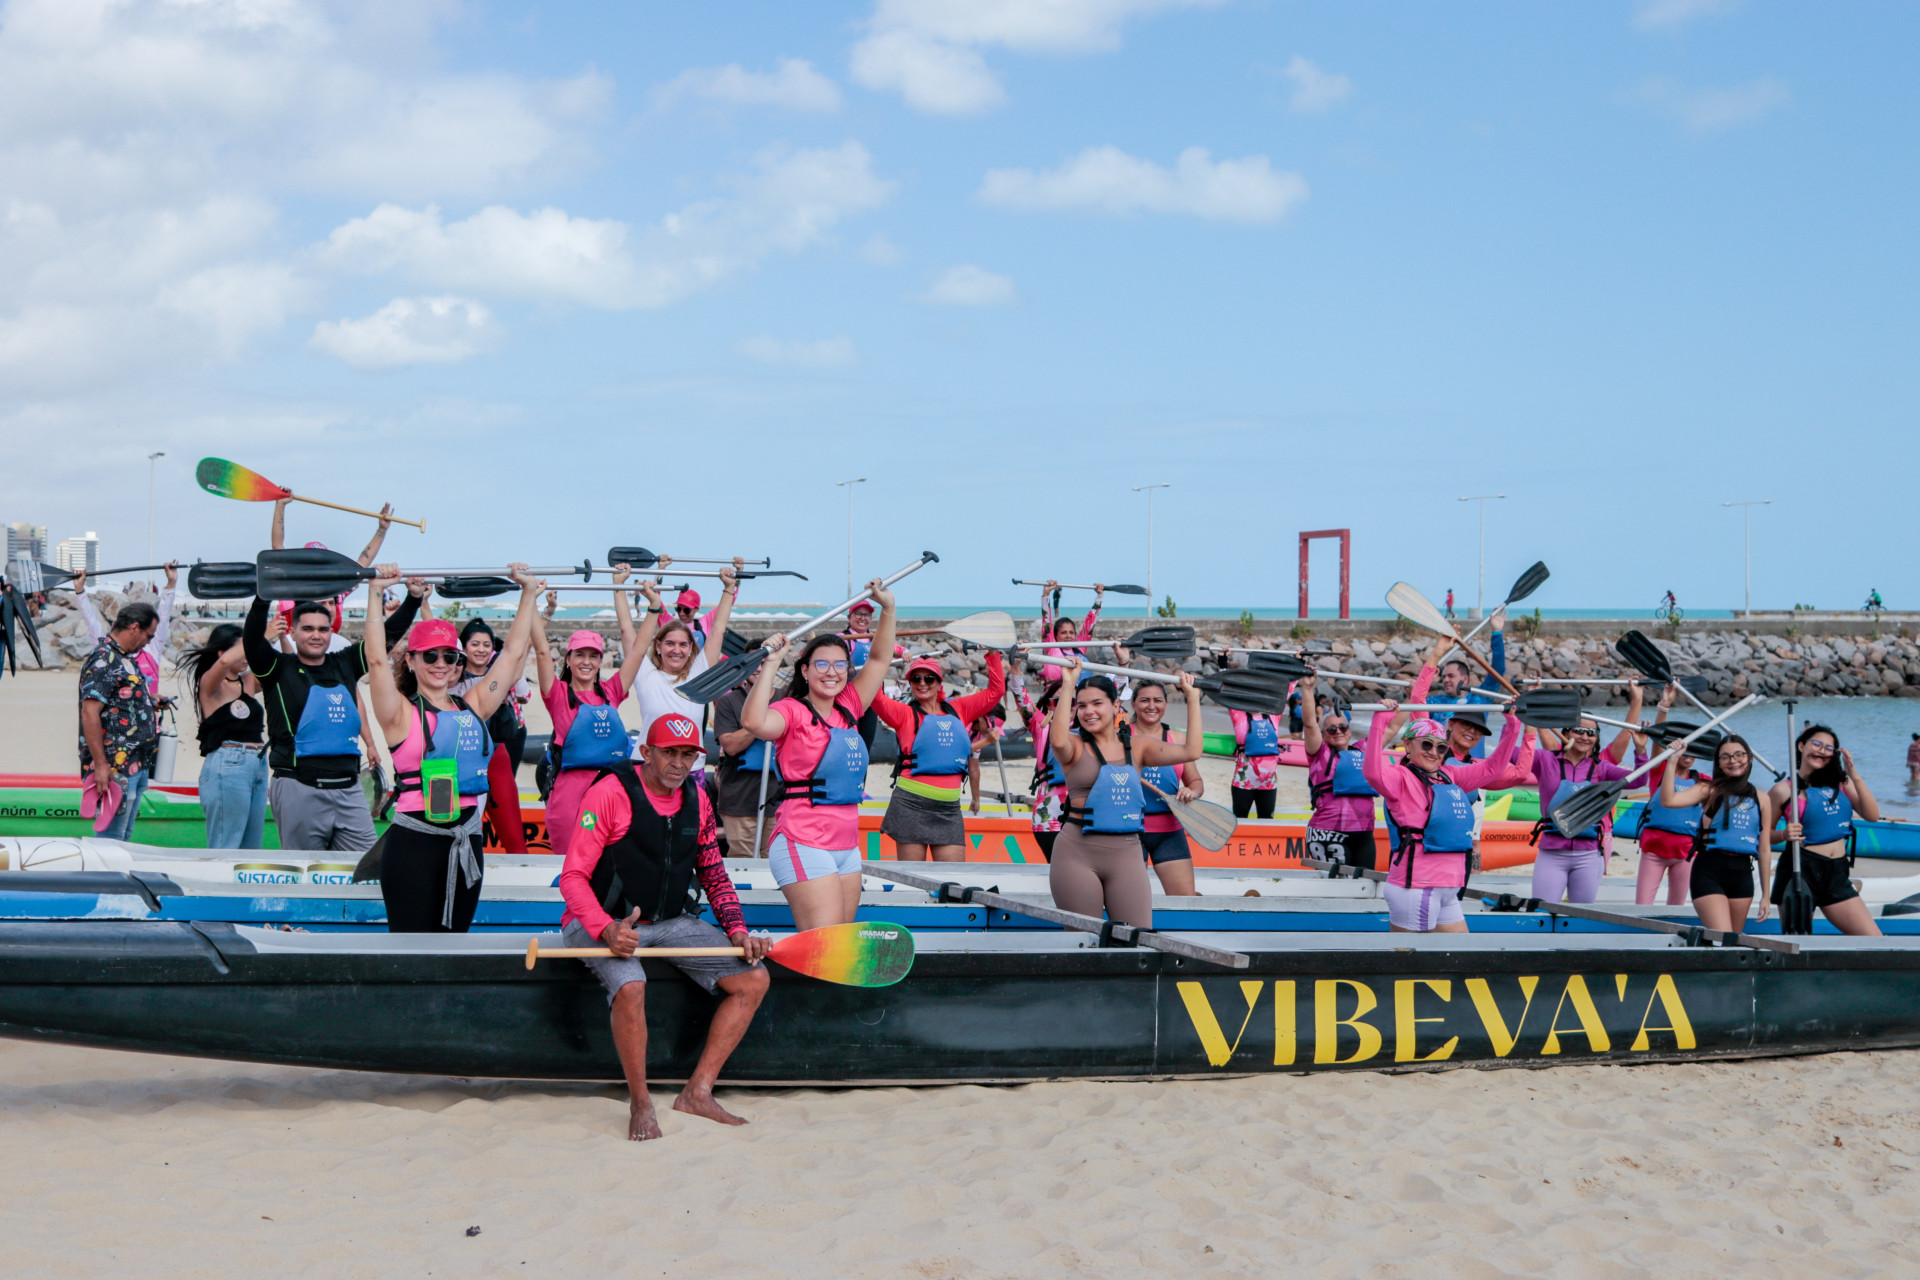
xmin=420 ymin=758 xmax=460 ymax=823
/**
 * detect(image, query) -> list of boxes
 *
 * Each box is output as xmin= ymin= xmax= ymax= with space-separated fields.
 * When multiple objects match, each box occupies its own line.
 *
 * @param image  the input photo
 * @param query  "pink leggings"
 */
xmin=1530 ymin=846 xmax=1604 ymax=904
xmin=1635 ymin=854 xmax=1691 ymax=905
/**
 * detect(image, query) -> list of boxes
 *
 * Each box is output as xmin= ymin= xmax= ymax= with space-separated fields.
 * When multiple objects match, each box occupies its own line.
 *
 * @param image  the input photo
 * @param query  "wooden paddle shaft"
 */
xmin=290 ymin=492 xmax=426 ymax=531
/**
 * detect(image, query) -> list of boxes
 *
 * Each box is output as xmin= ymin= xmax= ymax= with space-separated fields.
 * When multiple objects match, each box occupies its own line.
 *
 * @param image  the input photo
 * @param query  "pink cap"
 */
xmin=646 ymin=714 xmax=702 ymax=749
xmin=904 ymin=657 xmax=945 ymax=682
xmin=565 ymin=629 xmax=605 ymax=653
xmin=848 ymin=600 xmax=875 ymax=616
xmin=406 ymin=619 xmax=460 ymax=652
xmin=303 ymin=541 xmax=327 ymax=550
xmin=675 ymin=588 xmax=701 ymax=610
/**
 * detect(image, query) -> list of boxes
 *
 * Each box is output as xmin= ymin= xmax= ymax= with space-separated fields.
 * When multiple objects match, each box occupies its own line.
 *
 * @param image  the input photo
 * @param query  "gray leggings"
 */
xmin=1049 ymin=826 xmax=1154 ymax=929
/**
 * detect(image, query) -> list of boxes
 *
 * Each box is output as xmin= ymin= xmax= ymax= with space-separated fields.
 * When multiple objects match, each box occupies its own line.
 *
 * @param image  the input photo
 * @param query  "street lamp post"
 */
xmin=1723 ymin=500 xmax=1772 ymax=615
xmin=146 ymin=451 xmax=165 ymax=567
xmin=1132 ymin=483 xmax=1170 ymax=610
xmin=834 ymin=478 xmax=866 ymax=598
xmin=1457 ymin=494 xmax=1505 ymax=619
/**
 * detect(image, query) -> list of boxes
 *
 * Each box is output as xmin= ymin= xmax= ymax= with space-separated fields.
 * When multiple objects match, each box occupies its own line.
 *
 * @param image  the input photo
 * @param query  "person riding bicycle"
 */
xmin=1661 ymin=589 xmax=1677 ymax=613
xmin=1866 ymin=589 xmax=1885 ymax=614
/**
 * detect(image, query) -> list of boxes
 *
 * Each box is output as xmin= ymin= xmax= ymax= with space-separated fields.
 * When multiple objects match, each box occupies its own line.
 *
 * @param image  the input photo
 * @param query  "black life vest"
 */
xmin=586 ymin=764 xmax=704 ymax=924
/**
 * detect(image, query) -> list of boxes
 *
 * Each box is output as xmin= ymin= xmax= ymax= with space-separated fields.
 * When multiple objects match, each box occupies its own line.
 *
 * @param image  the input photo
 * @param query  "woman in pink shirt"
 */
xmin=740 ymin=578 xmax=899 ymax=930
xmin=1037 ymin=579 xmax=1104 ymax=683
xmin=1362 ymin=701 xmax=1521 ymax=933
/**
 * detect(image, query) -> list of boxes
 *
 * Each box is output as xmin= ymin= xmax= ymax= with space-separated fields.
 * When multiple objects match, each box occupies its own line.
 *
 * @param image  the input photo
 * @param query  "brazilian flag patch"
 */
xmin=579 ymin=812 xmax=597 ymax=831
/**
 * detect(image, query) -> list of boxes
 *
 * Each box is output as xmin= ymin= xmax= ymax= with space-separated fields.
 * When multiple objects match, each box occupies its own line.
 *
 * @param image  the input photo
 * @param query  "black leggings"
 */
xmin=1231 ymin=786 xmax=1276 ymax=819
xmin=1033 ymin=830 xmax=1056 ymax=863
xmin=380 ymin=822 xmax=485 ymax=933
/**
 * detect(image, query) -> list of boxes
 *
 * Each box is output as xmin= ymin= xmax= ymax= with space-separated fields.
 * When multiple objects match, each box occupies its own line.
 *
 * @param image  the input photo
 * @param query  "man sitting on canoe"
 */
xmin=559 ymin=713 xmax=772 ymax=1141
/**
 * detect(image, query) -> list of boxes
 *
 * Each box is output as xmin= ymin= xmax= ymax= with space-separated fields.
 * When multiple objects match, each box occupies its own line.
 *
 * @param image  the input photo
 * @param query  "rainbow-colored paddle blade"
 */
xmin=767 ymin=922 xmax=914 ymax=987
xmin=197 ymin=457 xmax=291 ymax=503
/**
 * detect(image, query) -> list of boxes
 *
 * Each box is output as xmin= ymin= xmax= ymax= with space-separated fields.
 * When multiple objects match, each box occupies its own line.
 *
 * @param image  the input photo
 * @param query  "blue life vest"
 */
xmin=1243 ymin=715 xmax=1280 ymax=758
xmin=1138 ymin=726 xmax=1181 ymax=813
xmin=847 ymin=636 xmax=873 ymax=668
xmin=557 ymin=681 xmax=631 ymax=771
xmin=395 ymin=697 xmax=493 ymax=800
xmin=1065 ymin=732 xmax=1145 ymax=835
xmin=1539 ymin=758 xmax=1602 ymax=842
xmin=1704 ymin=795 xmax=1761 ymax=856
xmin=1797 ymin=785 xmax=1853 ymax=847
xmin=901 ymin=704 xmax=972 ymax=776
xmin=1330 ymin=749 xmax=1375 ymax=796
xmin=1637 ymin=770 xmax=1704 ymax=836
xmin=1385 ymin=764 xmax=1476 ymax=885
xmin=292 ymin=683 xmax=361 ymax=759
xmin=775 ymin=700 xmax=868 ymax=807
xmin=738 ymin=738 xmax=776 ymax=771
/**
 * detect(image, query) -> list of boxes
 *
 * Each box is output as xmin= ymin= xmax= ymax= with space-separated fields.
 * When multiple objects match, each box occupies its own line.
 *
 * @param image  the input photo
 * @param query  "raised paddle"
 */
xmin=1778 ymin=699 xmax=1816 ymax=936
xmin=606 ymin=546 xmax=773 ymax=570
xmin=1017 ymin=625 xmax=1196 ymax=661
xmin=1053 ymin=655 xmax=1297 ymax=716
xmin=186 ymin=561 xmax=260 ymax=600
xmin=1299 ymin=854 xmax=1799 ymax=954
xmin=1347 ymin=689 xmax=1583 ymax=730
xmin=1 ymin=580 xmax=42 ymax=672
xmin=1548 ymin=693 xmax=1764 ymax=838
xmin=524 ymin=920 xmax=916 ymax=987
xmin=1010 ymin=579 xmax=1149 ymax=595
xmin=859 ymin=863 xmax=1250 ymax=969
xmin=898 ymin=611 xmax=1019 ymax=649
xmin=1141 ymin=780 xmax=1237 ymax=852
xmin=5 ymin=560 xmax=178 ymax=593
xmin=255 ymin=548 xmax=591 ymax=601
xmin=436 ymin=577 xmax=691 ymax=600
xmin=675 ymin=552 xmax=941 ymax=705
xmin=1456 ymin=561 xmax=1550 ymax=645
xmin=1385 ymin=581 xmax=1518 ymax=696
xmin=196 ymin=457 xmax=426 ymax=531
xmin=1616 ymin=629 xmax=1781 ymax=779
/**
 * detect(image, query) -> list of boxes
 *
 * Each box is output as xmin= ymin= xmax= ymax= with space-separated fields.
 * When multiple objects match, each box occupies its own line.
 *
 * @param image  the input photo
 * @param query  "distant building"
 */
xmin=6 ymin=522 xmax=47 ymax=563
xmin=54 ymin=532 xmax=98 ymax=574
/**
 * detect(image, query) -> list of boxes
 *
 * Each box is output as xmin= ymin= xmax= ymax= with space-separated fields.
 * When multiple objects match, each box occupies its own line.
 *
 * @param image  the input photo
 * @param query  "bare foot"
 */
xmin=629 ymin=1099 xmax=663 ymax=1142
xmin=673 ymin=1086 xmax=748 ymax=1126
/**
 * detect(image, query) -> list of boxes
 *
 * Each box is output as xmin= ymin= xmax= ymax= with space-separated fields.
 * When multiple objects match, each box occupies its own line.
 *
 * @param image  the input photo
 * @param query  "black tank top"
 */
xmin=198 ymin=691 xmax=265 ymax=754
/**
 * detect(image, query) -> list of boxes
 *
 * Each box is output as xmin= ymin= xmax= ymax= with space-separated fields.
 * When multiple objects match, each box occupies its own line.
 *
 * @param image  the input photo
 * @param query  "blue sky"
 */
xmin=1 ymin=0 xmax=1913 ymax=614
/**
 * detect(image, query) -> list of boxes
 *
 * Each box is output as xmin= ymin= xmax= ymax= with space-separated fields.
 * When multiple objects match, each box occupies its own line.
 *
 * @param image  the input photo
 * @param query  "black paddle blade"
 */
xmin=1615 ymin=630 xmax=1672 ymax=682
xmin=1507 ymin=689 xmax=1584 ymax=730
xmin=1194 ymin=670 xmax=1296 ymax=715
xmin=9 ymin=589 xmax=41 ymax=666
xmin=436 ymin=576 xmax=516 ymax=599
xmin=605 ymin=546 xmax=661 ymax=570
xmin=1779 ymin=867 xmax=1815 ymax=935
xmin=1244 ymin=650 xmax=1314 ymax=681
xmin=1118 ymin=625 xmax=1194 ymax=659
xmin=721 ymin=628 xmax=752 ymax=658
xmin=187 ymin=561 xmax=260 ymax=600
xmin=736 ymin=569 xmax=809 ymax=581
xmin=1649 ymin=723 xmax=1724 ymax=758
xmin=256 ymin=547 xmax=371 ymax=600
xmin=1549 ymin=778 xmax=1626 ymax=839
xmin=3 ymin=560 xmax=59 ymax=592
xmin=1102 ymin=584 xmax=1148 ymax=596
xmin=678 ymin=647 xmax=770 ymax=704
xmin=1676 ymin=674 xmax=1710 ymax=696
xmin=1505 ymin=561 xmax=1550 ymax=605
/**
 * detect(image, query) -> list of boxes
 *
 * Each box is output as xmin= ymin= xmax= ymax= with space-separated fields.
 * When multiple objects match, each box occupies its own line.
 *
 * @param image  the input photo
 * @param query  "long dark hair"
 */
xmin=780 ymin=635 xmax=852 ymax=705
xmin=1069 ymin=674 xmax=1122 ymax=737
xmin=174 ymin=624 xmax=244 ymax=720
xmin=1703 ymin=732 xmax=1759 ymax=817
xmin=1796 ymin=723 xmax=1846 ymax=789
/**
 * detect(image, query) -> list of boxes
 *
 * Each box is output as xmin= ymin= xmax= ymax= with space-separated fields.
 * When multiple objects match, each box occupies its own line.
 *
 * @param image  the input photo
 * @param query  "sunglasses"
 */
xmin=416 ymin=648 xmax=462 ymax=667
xmin=1324 ymin=723 xmax=1351 ymax=733
xmin=907 ymin=674 xmax=941 ymax=686
xmin=1566 ymin=728 xmax=1598 ymax=739
xmin=1411 ymin=738 xmax=1447 ymax=753
xmin=810 ymin=659 xmax=850 ymax=674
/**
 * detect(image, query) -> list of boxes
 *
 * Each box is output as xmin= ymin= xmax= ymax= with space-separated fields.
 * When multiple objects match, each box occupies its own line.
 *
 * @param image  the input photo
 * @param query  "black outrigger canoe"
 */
xmin=3 ymin=922 xmax=1920 ymax=1083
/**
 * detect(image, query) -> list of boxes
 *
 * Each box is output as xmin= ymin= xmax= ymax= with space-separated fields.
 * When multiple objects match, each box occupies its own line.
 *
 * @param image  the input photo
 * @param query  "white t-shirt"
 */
xmin=631 ymin=651 xmax=711 ymax=741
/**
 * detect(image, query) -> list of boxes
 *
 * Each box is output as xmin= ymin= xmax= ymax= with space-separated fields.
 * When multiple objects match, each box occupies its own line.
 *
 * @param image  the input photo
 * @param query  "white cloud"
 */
xmin=310 ymin=296 xmax=497 ymax=369
xmin=652 ymin=58 xmax=842 ymax=112
xmin=315 ymin=143 xmax=896 ymax=310
xmin=1282 ymin=56 xmax=1351 ymax=113
xmin=1627 ymin=75 xmax=1790 ymax=132
xmin=1632 ymin=0 xmax=1742 ymax=31
xmin=860 ymin=234 xmax=903 ymax=265
xmin=851 ymin=0 xmax=1224 ymax=114
xmin=735 ymin=335 xmax=859 ymax=368
xmin=922 ymin=265 xmax=1016 ymax=307
xmin=978 ymin=146 xmax=1308 ymax=223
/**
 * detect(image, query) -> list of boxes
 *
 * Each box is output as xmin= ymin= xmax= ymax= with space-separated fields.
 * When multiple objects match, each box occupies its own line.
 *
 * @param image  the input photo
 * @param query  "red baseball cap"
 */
xmin=904 ymin=657 xmax=944 ymax=682
xmin=646 ymin=714 xmax=702 ymax=750
xmin=675 ymin=588 xmax=701 ymax=610
xmin=406 ymin=619 xmax=460 ymax=652
xmin=848 ymin=600 xmax=875 ymax=615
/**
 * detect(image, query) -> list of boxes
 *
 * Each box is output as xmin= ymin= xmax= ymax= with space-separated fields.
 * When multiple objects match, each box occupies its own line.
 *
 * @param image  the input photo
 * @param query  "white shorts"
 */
xmin=1383 ymin=882 xmax=1466 ymax=932
xmin=768 ymin=834 xmax=862 ymax=887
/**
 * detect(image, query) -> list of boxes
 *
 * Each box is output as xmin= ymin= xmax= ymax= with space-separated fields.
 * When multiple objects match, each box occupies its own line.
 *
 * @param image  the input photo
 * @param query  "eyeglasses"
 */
xmin=416 ymin=649 xmax=462 ymax=667
xmin=1802 ymin=741 xmax=1837 ymax=755
xmin=907 ymin=674 xmax=941 ymax=686
xmin=1718 ymin=750 xmax=1750 ymax=763
xmin=810 ymin=659 xmax=850 ymax=674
